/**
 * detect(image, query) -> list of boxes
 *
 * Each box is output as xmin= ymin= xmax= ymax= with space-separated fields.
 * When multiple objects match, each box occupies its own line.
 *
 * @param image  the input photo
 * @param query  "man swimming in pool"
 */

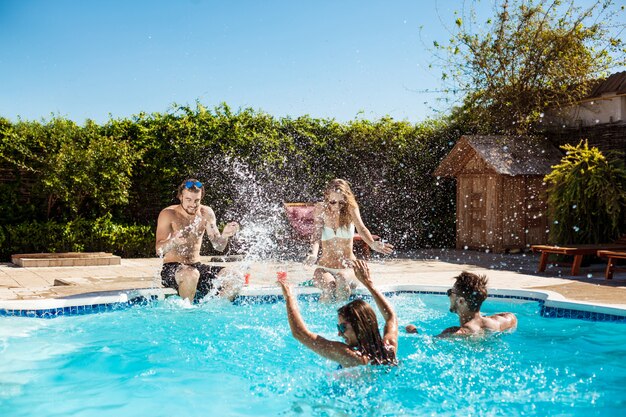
xmin=155 ymin=178 xmax=242 ymax=302
xmin=436 ymin=271 xmax=517 ymax=337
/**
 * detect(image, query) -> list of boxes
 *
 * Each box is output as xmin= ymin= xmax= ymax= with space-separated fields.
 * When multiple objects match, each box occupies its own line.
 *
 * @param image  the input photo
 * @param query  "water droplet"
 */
xmin=587 ymin=273 xmax=593 ymax=278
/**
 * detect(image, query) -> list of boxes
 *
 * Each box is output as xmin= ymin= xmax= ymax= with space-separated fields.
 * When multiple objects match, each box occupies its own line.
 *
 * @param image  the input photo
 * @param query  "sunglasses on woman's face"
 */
xmin=184 ymin=180 xmax=203 ymax=189
xmin=337 ymin=323 xmax=348 ymax=335
xmin=328 ymin=200 xmax=346 ymax=205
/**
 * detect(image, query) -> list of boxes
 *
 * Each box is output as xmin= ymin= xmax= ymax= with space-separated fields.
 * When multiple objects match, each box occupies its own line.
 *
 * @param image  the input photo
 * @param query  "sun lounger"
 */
xmin=531 ymin=242 xmax=626 ymax=276
xmin=284 ymin=202 xmax=316 ymax=239
xmin=597 ymin=250 xmax=626 ymax=280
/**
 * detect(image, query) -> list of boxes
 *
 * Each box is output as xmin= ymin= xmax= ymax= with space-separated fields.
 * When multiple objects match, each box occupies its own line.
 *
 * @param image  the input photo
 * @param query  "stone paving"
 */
xmin=1 ymin=249 xmax=625 ymax=307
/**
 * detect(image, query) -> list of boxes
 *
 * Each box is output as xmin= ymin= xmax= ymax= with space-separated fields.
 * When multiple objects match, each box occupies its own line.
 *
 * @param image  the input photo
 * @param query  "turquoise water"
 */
xmin=1 ymin=294 xmax=625 ymax=416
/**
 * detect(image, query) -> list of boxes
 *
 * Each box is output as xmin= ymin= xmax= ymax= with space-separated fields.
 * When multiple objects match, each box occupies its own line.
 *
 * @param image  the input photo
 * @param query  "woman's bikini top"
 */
xmin=321 ymin=223 xmax=355 ymax=241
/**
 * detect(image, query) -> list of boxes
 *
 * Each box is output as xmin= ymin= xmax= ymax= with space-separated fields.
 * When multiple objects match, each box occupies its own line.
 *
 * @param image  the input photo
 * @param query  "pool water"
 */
xmin=1 ymin=293 xmax=625 ymax=416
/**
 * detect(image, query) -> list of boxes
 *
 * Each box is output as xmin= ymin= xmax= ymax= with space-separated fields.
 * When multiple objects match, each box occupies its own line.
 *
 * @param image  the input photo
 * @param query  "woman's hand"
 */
xmin=372 ymin=240 xmax=394 ymax=255
xmin=352 ymin=260 xmax=374 ymax=287
xmin=277 ymin=271 xmax=292 ymax=297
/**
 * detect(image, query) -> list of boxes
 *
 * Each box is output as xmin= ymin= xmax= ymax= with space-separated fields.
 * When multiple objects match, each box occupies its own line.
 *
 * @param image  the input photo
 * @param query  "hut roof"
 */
xmin=588 ymin=71 xmax=626 ymax=97
xmin=434 ymin=135 xmax=563 ymax=177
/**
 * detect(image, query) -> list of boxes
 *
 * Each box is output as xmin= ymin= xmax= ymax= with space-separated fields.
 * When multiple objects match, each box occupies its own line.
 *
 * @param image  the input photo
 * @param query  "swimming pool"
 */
xmin=1 ymin=292 xmax=625 ymax=416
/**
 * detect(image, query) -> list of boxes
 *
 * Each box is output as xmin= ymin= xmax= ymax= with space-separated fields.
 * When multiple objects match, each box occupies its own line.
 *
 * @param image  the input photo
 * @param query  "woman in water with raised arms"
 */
xmin=278 ymin=260 xmax=398 ymax=368
xmin=305 ymin=179 xmax=394 ymax=301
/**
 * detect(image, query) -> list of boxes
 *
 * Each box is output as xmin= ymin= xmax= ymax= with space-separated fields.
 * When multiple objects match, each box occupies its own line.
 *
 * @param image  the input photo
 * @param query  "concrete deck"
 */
xmin=1 ymin=250 xmax=625 ymax=308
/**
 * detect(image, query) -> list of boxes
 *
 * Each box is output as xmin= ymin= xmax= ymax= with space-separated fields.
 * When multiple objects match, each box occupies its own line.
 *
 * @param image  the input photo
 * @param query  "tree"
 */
xmin=431 ymin=0 xmax=626 ymax=135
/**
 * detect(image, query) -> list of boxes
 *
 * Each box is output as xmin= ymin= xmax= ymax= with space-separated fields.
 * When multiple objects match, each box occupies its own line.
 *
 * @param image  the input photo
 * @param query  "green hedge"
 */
xmin=0 ymin=215 xmax=155 ymax=260
xmin=0 ymin=103 xmax=461 ymax=260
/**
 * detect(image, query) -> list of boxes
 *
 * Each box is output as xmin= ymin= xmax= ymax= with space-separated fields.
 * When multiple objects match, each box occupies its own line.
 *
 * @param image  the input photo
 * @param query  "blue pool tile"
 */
xmin=2 ymin=292 xmax=626 ymax=322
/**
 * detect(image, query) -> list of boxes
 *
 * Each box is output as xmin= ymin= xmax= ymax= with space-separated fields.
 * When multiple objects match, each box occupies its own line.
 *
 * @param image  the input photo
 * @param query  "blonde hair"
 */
xmin=323 ymin=178 xmax=358 ymax=228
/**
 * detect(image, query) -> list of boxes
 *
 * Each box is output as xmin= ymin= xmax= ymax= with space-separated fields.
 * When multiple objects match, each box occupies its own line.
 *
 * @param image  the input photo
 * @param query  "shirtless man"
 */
xmin=155 ymin=179 xmax=242 ymax=302
xmin=436 ymin=271 xmax=517 ymax=337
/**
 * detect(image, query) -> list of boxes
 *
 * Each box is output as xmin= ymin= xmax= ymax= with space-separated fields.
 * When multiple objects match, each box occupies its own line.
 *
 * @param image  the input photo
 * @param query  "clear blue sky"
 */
xmin=0 ymin=0 xmax=622 ymax=124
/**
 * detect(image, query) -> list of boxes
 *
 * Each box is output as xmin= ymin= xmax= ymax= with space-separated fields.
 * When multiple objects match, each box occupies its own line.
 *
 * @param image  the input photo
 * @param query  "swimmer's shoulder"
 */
xmin=485 ymin=312 xmax=517 ymax=331
xmin=436 ymin=325 xmax=474 ymax=337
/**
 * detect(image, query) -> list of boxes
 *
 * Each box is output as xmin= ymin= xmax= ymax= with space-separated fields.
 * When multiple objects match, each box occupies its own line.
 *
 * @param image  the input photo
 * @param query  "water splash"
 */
xmin=213 ymin=157 xmax=310 ymax=275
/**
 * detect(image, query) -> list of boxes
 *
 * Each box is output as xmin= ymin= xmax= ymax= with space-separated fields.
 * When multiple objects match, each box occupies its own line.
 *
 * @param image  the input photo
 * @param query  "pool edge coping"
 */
xmin=2 ymin=284 xmax=624 ymax=319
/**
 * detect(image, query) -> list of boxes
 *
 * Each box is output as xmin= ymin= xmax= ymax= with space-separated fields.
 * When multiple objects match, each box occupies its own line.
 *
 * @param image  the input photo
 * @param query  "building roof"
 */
xmin=588 ymin=71 xmax=626 ymax=97
xmin=434 ymin=135 xmax=564 ymax=177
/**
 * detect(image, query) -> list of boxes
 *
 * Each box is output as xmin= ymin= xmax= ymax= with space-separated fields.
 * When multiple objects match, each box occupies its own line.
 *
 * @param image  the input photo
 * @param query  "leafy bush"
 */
xmin=545 ymin=140 xmax=626 ymax=245
xmin=0 ymin=215 xmax=155 ymax=261
xmin=0 ymin=118 xmax=142 ymax=221
xmin=0 ymin=104 xmax=460 ymax=256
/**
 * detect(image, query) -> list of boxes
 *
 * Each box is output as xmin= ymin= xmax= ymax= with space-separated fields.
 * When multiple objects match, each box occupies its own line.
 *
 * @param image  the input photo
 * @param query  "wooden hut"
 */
xmin=434 ymin=135 xmax=563 ymax=253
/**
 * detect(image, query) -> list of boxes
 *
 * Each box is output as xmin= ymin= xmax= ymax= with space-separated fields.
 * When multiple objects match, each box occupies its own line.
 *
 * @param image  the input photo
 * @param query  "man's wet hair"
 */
xmin=453 ymin=271 xmax=488 ymax=312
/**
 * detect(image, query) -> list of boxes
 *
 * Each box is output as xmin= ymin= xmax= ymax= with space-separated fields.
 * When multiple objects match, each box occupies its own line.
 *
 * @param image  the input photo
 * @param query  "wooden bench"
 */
xmin=597 ymin=250 xmax=626 ymax=280
xmin=531 ymin=244 xmax=626 ymax=276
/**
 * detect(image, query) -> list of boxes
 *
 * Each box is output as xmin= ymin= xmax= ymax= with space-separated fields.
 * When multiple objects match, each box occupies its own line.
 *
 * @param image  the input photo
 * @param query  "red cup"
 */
xmin=244 ymin=273 xmax=250 ymax=285
xmin=277 ymin=271 xmax=287 ymax=280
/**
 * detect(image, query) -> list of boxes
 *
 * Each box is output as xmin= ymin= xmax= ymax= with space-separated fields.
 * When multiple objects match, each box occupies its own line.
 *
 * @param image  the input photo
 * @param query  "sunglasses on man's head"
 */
xmin=184 ymin=180 xmax=203 ymax=189
xmin=337 ymin=323 xmax=347 ymax=335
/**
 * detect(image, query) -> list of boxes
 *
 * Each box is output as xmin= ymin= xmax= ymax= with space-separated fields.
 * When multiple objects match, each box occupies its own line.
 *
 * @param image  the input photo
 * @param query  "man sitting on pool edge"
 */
xmin=435 ymin=271 xmax=517 ymax=337
xmin=155 ymin=178 xmax=242 ymax=302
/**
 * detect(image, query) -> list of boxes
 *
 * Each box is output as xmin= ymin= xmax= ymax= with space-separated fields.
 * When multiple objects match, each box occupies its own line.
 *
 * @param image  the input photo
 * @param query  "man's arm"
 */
xmin=436 ymin=326 xmax=473 ymax=338
xmin=492 ymin=312 xmax=518 ymax=332
xmin=155 ymin=209 xmax=178 ymax=256
xmin=204 ymin=207 xmax=239 ymax=252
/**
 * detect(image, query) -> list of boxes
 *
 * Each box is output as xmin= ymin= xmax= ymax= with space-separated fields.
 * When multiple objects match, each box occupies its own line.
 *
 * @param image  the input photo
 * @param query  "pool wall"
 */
xmin=1 ymin=285 xmax=625 ymax=322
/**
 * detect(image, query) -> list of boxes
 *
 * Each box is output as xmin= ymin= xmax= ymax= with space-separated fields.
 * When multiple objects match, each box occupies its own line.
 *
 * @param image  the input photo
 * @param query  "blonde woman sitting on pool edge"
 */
xmin=278 ymin=260 xmax=398 ymax=368
xmin=304 ymin=179 xmax=394 ymax=302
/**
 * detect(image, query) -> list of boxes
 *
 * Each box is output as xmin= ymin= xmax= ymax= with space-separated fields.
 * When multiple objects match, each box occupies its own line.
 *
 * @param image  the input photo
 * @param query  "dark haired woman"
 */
xmin=278 ymin=260 xmax=398 ymax=368
xmin=304 ymin=179 xmax=394 ymax=302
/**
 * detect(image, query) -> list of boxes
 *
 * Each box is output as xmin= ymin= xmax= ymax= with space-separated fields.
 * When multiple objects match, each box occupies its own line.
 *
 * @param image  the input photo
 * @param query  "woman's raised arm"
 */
xmin=277 ymin=274 xmax=365 ymax=367
xmin=352 ymin=260 xmax=398 ymax=350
